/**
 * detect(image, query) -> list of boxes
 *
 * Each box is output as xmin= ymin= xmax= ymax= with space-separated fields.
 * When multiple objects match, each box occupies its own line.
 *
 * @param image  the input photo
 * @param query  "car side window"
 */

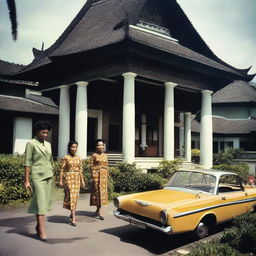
xmin=218 ymin=175 xmax=244 ymax=193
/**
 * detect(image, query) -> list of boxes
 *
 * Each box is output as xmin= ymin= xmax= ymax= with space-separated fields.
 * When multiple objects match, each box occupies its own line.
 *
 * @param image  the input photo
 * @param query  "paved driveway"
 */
xmin=0 ymin=194 xmax=200 ymax=256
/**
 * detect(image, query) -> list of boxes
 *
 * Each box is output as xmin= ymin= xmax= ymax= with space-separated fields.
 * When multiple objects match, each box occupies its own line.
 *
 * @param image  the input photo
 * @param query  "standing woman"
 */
xmin=90 ymin=139 xmax=109 ymax=220
xmin=24 ymin=121 xmax=54 ymax=242
xmin=59 ymin=141 xmax=85 ymax=226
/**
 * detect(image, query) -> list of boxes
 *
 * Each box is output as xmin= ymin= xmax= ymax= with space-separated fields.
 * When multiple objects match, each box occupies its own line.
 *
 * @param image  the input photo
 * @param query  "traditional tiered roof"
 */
xmin=0 ymin=60 xmax=24 ymax=76
xmin=212 ymin=80 xmax=256 ymax=104
xmin=1 ymin=0 xmax=253 ymax=82
xmin=192 ymin=116 xmax=256 ymax=135
xmin=0 ymin=94 xmax=58 ymax=114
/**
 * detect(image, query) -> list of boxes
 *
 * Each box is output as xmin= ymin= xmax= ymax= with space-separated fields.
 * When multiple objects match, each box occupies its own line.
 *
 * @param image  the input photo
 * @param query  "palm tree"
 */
xmin=6 ymin=0 xmax=17 ymax=40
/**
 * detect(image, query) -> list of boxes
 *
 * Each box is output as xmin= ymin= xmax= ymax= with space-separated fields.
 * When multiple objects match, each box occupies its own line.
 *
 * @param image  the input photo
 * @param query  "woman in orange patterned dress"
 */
xmin=90 ymin=139 xmax=109 ymax=220
xmin=60 ymin=141 xmax=85 ymax=226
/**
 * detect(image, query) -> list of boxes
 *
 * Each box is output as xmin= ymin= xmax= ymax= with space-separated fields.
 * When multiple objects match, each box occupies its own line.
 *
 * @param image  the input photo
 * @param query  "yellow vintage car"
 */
xmin=113 ymin=169 xmax=256 ymax=238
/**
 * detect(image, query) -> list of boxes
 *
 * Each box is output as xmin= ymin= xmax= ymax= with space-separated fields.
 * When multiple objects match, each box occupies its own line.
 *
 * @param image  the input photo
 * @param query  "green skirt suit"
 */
xmin=24 ymin=137 xmax=54 ymax=215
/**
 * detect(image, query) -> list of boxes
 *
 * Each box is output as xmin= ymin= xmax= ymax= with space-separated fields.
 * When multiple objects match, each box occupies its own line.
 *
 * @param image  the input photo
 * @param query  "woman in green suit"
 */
xmin=24 ymin=121 xmax=54 ymax=242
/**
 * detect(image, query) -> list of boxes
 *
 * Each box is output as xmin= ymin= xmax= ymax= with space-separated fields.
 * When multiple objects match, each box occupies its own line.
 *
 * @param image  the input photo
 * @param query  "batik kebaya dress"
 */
xmin=90 ymin=152 xmax=109 ymax=206
xmin=61 ymin=154 xmax=84 ymax=210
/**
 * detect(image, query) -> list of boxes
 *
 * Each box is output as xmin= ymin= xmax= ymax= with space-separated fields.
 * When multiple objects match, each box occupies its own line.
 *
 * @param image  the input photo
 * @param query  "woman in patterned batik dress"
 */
xmin=60 ymin=141 xmax=85 ymax=226
xmin=90 ymin=139 xmax=109 ymax=220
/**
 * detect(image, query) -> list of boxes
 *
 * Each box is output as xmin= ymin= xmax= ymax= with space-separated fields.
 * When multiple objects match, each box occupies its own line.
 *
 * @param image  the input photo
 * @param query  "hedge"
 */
xmin=188 ymin=240 xmax=239 ymax=256
xmin=212 ymin=162 xmax=249 ymax=180
xmin=0 ymin=154 xmax=31 ymax=204
xmin=220 ymin=213 xmax=256 ymax=253
xmin=0 ymin=155 xmax=168 ymax=205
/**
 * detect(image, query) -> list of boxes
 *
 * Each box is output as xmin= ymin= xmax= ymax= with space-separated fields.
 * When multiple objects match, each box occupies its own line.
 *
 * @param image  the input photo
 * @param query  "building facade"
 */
xmin=0 ymin=0 xmax=254 ymax=169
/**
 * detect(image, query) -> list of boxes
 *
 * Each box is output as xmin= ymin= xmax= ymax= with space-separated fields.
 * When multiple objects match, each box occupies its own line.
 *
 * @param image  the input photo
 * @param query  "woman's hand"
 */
xmin=24 ymin=180 xmax=33 ymax=194
xmin=59 ymin=180 xmax=63 ymax=187
xmin=81 ymin=180 xmax=86 ymax=188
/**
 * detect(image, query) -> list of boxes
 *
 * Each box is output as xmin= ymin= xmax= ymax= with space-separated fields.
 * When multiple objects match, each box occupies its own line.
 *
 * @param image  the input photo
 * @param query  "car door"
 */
xmin=217 ymin=174 xmax=248 ymax=221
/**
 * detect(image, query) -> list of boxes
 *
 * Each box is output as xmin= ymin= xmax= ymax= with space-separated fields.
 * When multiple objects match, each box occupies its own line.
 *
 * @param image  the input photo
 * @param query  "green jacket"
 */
xmin=24 ymin=137 xmax=54 ymax=181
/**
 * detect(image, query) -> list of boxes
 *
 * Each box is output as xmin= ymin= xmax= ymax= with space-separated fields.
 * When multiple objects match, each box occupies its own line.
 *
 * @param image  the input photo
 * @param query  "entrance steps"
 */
xmin=180 ymin=161 xmax=202 ymax=170
xmin=107 ymin=154 xmax=202 ymax=171
xmin=107 ymin=154 xmax=123 ymax=167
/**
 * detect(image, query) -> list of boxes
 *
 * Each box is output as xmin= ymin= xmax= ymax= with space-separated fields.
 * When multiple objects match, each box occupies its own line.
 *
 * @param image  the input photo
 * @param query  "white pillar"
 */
xmin=200 ymin=90 xmax=213 ymax=168
xmin=158 ymin=116 xmax=163 ymax=157
xmin=140 ymin=114 xmax=147 ymax=150
xmin=13 ymin=117 xmax=32 ymax=154
xmin=122 ymin=72 xmax=136 ymax=163
xmin=58 ymin=85 xmax=70 ymax=158
xmin=233 ymin=138 xmax=240 ymax=149
xmin=184 ymin=112 xmax=192 ymax=162
xmin=164 ymin=82 xmax=177 ymax=160
xmin=179 ymin=113 xmax=185 ymax=157
xmin=75 ymin=81 xmax=89 ymax=159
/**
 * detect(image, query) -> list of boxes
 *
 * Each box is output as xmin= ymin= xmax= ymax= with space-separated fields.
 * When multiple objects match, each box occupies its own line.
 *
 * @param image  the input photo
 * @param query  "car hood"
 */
xmin=118 ymin=188 xmax=202 ymax=221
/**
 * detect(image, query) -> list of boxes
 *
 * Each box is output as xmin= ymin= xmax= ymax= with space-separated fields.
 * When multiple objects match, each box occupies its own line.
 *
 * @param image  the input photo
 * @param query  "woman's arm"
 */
xmin=59 ymin=157 xmax=66 ymax=187
xmin=79 ymin=158 xmax=85 ymax=187
xmin=24 ymin=166 xmax=33 ymax=193
xmin=24 ymin=142 xmax=33 ymax=193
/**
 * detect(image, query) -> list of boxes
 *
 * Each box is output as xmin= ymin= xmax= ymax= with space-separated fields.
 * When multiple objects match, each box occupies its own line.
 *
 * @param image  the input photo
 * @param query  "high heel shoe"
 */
xmin=36 ymin=227 xmax=48 ymax=242
xmin=38 ymin=236 xmax=48 ymax=242
xmin=69 ymin=214 xmax=77 ymax=227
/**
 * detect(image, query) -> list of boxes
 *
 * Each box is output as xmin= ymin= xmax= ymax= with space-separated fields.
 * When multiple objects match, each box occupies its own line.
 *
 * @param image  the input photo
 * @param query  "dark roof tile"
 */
xmin=0 ymin=60 xmax=25 ymax=76
xmin=0 ymin=95 xmax=58 ymax=115
xmin=212 ymin=80 xmax=256 ymax=104
xmin=192 ymin=116 xmax=256 ymax=134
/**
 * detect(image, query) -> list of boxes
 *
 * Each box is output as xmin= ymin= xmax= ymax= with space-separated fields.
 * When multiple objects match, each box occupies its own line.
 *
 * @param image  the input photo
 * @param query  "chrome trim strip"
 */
xmin=174 ymin=197 xmax=256 ymax=218
xmin=113 ymin=210 xmax=172 ymax=234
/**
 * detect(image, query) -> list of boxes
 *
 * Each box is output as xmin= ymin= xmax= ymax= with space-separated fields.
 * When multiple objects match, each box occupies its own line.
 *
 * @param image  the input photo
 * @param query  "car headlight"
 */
xmin=113 ymin=197 xmax=120 ymax=208
xmin=160 ymin=210 xmax=168 ymax=225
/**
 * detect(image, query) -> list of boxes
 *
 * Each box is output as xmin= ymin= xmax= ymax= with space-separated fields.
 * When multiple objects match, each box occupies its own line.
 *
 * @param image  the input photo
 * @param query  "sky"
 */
xmin=0 ymin=0 xmax=255 ymax=81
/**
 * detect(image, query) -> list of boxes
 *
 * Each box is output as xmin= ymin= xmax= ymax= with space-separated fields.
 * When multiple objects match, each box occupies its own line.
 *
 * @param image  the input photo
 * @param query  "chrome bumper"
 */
xmin=113 ymin=210 xmax=172 ymax=234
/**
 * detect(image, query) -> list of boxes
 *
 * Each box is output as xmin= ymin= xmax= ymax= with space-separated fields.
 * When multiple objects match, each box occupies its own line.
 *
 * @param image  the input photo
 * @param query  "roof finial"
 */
xmin=41 ymin=42 xmax=44 ymax=51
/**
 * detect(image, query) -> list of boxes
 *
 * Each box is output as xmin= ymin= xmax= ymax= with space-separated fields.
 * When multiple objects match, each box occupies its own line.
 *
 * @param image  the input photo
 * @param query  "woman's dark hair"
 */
xmin=95 ymin=139 xmax=105 ymax=146
xmin=67 ymin=140 xmax=78 ymax=153
xmin=34 ymin=120 xmax=52 ymax=131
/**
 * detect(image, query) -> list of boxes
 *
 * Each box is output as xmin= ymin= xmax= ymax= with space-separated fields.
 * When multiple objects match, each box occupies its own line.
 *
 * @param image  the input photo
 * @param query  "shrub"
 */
xmin=192 ymin=148 xmax=200 ymax=163
xmin=112 ymin=172 xmax=165 ymax=193
xmin=156 ymin=159 xmax=182 ymax=179
xmin=220 ymin=213 xmax=256 ymax=253
xmin=213 ymin=148 xmax=243 ymax=164
xmin=0 ymin=154 xmax=31 ymax=205
xmin=221 ymin=224 xmax=256 ymax=253
xmin=109 ymin=162 xmax=166 ymax=193
xmin=188 ymin=240 xmax=238 ymax=256
xmin=212 ymin=162 xmax=249 ymax=180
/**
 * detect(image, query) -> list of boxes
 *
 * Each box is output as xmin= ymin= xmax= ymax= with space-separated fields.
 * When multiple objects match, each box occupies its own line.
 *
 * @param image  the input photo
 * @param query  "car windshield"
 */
xmin=165 ymin=171 xmax=217 ymax=194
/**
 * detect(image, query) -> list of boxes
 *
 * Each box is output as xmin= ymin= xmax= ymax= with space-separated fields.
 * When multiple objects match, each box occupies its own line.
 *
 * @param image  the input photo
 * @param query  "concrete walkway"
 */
xmin=0 ymin=194 xmax=201 ymax=256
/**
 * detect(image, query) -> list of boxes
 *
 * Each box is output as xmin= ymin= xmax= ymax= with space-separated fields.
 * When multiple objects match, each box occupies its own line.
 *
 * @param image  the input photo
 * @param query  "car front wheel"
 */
xmin=194 ymin=221 xmax=211 ymax=239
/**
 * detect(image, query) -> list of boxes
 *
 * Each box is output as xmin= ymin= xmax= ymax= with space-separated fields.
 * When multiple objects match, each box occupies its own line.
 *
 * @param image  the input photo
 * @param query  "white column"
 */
xmin=200 ymin=90 xmax=213 ymax=168
xmin=179 ymin=113 xmax=185 ymax=157
xmin=158 ymin=116 xmax=163 ymax=157
xmin=58 ymin=85 xmax=70 ymax=158
xmin=122 ymin=72 xmax=136 ymax=163
xmin=75 ymin=81 xmax=89 ymax=159
xmin=140 ymin=114 xmax=147 ymax=151
xmin=13 ymin=117 xmax=32 ymax=154
xmin=184 ymin=112 xmax=192 ymax=162
xmin=164 ymin=82 xmax=177 ymax=160
xmin=233 ymin=138 xmax=240 ymax=149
